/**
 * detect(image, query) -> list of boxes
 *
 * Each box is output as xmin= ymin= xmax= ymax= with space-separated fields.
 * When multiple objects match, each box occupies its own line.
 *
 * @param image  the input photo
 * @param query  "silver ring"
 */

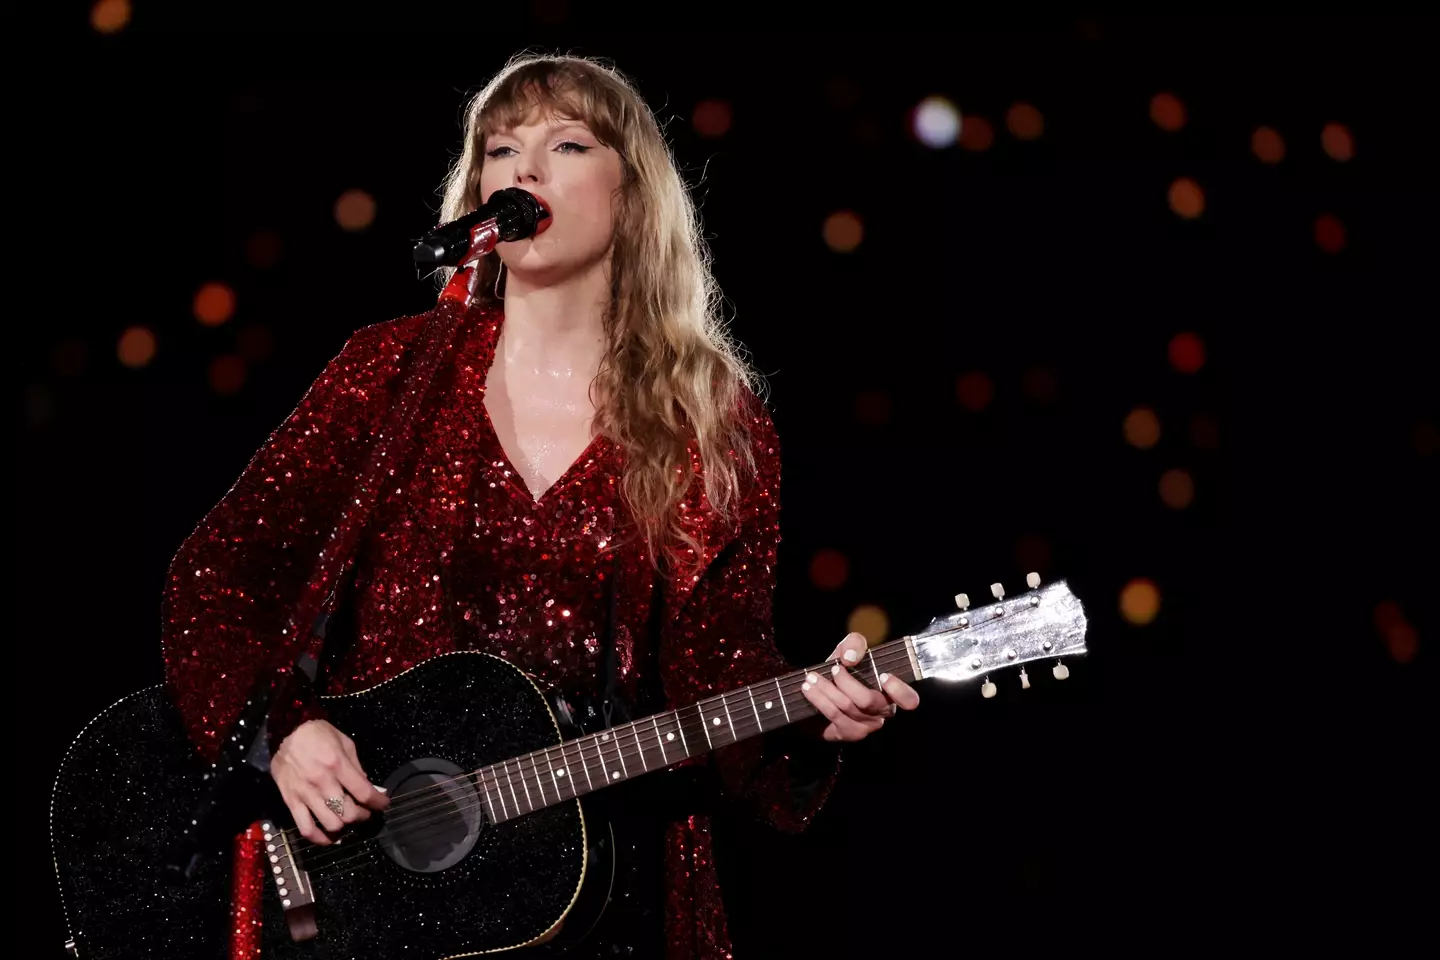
xmin=325 ymin=795 xmax=346 ymax=818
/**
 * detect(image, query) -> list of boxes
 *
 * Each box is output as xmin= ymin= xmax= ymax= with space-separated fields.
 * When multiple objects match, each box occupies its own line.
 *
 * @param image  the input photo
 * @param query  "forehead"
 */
xmin=487 ymin=111 xmax=592 ymax=137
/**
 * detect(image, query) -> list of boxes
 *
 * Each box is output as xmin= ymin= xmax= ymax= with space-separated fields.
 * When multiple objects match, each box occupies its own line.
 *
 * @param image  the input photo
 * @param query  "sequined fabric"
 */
xmin=231 ymin=823 xmax=265 ymax=959
xmin=162 ymin=291 xmax=837 ymax=958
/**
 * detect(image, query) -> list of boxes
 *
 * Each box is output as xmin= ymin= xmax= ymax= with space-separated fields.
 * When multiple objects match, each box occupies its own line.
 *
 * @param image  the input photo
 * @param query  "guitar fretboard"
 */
xmin=472 ymin=638 xmax=918 ymax=823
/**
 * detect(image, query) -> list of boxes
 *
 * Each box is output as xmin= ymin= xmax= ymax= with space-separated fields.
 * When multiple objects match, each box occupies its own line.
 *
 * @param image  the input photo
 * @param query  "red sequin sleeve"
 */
xmin=659 ymin=400 xmax=841 ymax=834
xmin=160 ymin=323 xmax=407 ymax=761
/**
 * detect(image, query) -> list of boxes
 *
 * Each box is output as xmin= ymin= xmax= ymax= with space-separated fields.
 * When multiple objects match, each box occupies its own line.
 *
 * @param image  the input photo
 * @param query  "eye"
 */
xmin=556 ymin=141 xmax=591 ymax=154
xmin=485 ymin=146 xmax=516 ymax=159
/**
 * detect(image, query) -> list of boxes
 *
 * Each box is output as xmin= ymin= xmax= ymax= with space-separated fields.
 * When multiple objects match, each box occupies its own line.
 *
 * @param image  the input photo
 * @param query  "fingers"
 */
xmin=284 ymin=794 xmax=331 ymax=846
xmin=336 ymin=762 xmax=388 ymax=814
xmin=307 ymin=782 xmax=349 ymax=833
xmin=829 ymin=632 xmax=869 ymax=666
xmin=807 ymin=670 xmax=875 ymax=725
xmin=879 ymin=672 xmax=922 ymax=711
xmin=829 ymin=662 xmax=891 ymax=716
xmin=801 ymin=672 xmax=882 ymax=741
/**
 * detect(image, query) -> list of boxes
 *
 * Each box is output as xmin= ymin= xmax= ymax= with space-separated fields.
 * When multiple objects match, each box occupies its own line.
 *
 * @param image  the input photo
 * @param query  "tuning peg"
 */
xmin=954 ymin=593 xmax=970 ymax=611
xmin=1026 ymin=572 xmax=1041 ymax=589
xmin=991 ymin=583 xmax=1005 ymax=600
xmin=1020 ymin=667 xmax=1031 ymax=690
xmin=981 ymin=676 xmax=997 ymax=698
xmin=1052 ymin=660 xmax=1070 ymax=680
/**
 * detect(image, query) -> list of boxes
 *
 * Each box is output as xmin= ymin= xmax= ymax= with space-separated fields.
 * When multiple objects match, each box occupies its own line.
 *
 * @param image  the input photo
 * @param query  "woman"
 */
xmin=162 ymin=53 xmax=918 ymax=958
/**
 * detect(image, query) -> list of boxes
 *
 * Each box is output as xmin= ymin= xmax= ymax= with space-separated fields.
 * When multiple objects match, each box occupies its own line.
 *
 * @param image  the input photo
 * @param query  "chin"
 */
xmin=501 ymin=237 xmax=603 ymax=284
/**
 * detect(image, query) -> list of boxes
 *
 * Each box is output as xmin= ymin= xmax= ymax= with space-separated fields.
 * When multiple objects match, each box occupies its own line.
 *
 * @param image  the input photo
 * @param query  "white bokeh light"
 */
xmin=912 ymin=96 xmax=961 ymax=148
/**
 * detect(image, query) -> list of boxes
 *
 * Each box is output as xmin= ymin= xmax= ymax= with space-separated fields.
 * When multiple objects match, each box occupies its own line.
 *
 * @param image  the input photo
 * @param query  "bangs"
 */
xmin=478 ymin=63 xmax=628 ymax=149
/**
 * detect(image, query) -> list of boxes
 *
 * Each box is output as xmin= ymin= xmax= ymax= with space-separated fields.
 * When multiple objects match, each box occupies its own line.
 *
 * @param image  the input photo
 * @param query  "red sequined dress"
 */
xmin=161 ymin=278 xmax=839 ymax=958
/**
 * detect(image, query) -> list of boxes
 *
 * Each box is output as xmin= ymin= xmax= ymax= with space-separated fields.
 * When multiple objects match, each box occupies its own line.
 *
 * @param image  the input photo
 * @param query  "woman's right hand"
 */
xmin=272 ymin=719 xmax=390 ymax=845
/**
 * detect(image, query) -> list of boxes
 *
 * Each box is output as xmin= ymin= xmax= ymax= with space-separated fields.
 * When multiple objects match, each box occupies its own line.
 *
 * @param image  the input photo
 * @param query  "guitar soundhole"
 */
xmin=378 ymin=757 xmax=484 ymax=874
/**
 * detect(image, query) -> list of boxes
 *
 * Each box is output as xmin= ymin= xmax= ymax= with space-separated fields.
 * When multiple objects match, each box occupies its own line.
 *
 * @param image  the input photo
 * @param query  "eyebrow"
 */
xmin=487 ymin=120 xmax=594 ymax=140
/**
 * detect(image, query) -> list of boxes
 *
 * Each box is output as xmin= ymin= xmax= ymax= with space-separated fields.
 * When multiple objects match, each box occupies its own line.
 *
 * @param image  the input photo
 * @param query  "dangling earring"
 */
xmin=493 ymin=259 xmax=507 ymax=300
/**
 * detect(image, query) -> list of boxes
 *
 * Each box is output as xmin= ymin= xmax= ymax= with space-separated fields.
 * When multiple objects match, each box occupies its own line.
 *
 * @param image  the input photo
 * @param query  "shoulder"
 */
xmin=736 ymin=384 xmax=780 ymax=486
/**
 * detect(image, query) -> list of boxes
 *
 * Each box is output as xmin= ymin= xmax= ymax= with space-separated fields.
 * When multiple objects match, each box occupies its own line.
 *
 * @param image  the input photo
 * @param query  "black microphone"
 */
xmin=412 ymin=187 xmax=551 ymax=268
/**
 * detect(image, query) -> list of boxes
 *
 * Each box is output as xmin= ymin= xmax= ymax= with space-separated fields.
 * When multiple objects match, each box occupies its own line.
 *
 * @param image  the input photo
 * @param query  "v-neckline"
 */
xmin=475 ymin=310 xmax=606 ymax=508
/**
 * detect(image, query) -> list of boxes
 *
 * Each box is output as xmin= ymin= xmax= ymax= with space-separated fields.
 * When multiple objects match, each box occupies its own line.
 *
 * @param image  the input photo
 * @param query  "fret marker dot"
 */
xmin=601 ymin=733 xmax=610 ymax=741
xmin=764 ymin=701 xmax=773 ymax=709
xmin=557 ymin=769 xmax=566 ymax=777
xmin=666 ymin=732 xmax=675 ymax=741
xmin=611 ymin=771 xmax=620 ymax=780
xmin=712 ymin=717 xmax=722 ymax=726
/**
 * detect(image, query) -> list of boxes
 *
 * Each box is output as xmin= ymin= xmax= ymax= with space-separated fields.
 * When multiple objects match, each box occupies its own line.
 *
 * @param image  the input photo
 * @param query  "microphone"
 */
xmin=412 ymin=187 xmax=551 ymax=268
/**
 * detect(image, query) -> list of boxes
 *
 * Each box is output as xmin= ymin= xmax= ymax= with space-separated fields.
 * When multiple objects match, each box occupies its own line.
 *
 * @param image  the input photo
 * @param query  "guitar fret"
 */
xmin=493 ymin=768 xmax=509 ymax=820
xmin=652 ymin=716 xmax=668 ymax=764
xmin=531 ymin=754 xmax=546 ymax=804
xmin=543 ymin=747 xmax=564 ymax=800
xmin=595 ymin=733 xmax=610 ymax=783
xmin=578 ymin=740 xmax=594 ymax=792
xmin=615 ymin=730 xmax=628 ymax=777
xmin=869 ymin=651 xmax=883 ymax=688
xmin=633 ymin=725 xmax=647 ymax=771
xmin=515 ymin=760 xmax=533 ymax=810
xmin=746 ymin=686 xmax=763 ymax=732
xmin=776 ymin=678 xmax=790 ymax=722
xmin=505 ymin=761 xmax=520 ymax=812
xmin=721 ymin=696 xmax=735 ymax=742
xmin=676 ymin=710 xmax=691 ymax=756
xmin=697 ymin=703 xmax=714 ymax=748
xmin=481 ymin=775 xmax=497 ymax=823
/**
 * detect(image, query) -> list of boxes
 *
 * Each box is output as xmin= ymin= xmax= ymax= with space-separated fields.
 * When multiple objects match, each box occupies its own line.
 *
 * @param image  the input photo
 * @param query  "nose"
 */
xmin=513 ymin=148 xmax=545 ymax=185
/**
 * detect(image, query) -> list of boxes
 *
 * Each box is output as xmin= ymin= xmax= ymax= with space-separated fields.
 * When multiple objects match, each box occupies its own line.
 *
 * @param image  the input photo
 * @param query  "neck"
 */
xmin=497 ymin=261 xmax=610 ymax=362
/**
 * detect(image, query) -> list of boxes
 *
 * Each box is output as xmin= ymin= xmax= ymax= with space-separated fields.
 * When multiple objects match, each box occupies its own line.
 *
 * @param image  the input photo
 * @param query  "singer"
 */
xmin=160 ymin=53 xmax=917 ymax=958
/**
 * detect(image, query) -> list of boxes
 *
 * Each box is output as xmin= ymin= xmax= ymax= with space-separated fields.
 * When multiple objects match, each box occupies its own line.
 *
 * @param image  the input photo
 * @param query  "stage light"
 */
xmin=335 ymin=189 xmax=376 ymax=232
xmin=194 ymin=282 xmax=236 ymax=327
xmin=823 ymin=210 xmax=864 ymax=253
xmin=1006 ymin=102 xmax=1044 ymax=140
xmin=90 ymin=0 xmax=130 ymax=33
xmin=1022 ymin=366 xmax=1058 ymax=403
xmin=959 ymin=115 xmax=994 ymax=152
xmin=1252 ymin=126 xmax=1285 ymax=164
xmin=810 ymin=550 xmax=849 ymax=590
xmin=692 ymin=100 xmax=732 ymax=138
xmin=245 ymin=229 xmax=283 ymax=269
xmin=855 ymin=389 xmax=892 ymax=425
xmin=848 ymin=604 xmax=889 ymax=646
xmin=1168 ymin=177 xmax=1204 ymax=219
xmin=1150 ymin=93 xmax=1186 ymax=132
xmin=210 ymin=355 xmax=246 ymax=395
xmin=1314 ymin=214 xmax=1347 ymax=254
xmin=117 ymin=326 xmax=156 ymax=368
xmin=1414 ymin=420 xmax=1438 ymax=458
xmin=1120 ymin=579 xmax=1160 ymax=625
xmin=53 ymin=339 xmax=88 ymax=378
xmin=1191 ymin=414 xmax=1220 ymax=450
xmin=955 ymin=370 xmax=993 ymax=412
xmin=1169 ymin=331 xmax=1206 ymax=374
xmin=1322 ymin=123 xmax=1354 ymax=162
xmin=1124 ymin=407 xmax=1161 ymax=449
xmin=1159 ymin=468 xmax=1194 ymax=509
xmin=238 ymin=325 xmax=274 ymax=362
xmin=911 ymin=96 xmax=960 ymax=148
xmin=1375 ymin=602 xmax=1418 ymax=664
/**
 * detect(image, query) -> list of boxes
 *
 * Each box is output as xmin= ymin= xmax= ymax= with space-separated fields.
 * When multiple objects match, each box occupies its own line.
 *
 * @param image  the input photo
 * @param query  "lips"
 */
xmin=527 ymin=192 xmax=554 ymax=235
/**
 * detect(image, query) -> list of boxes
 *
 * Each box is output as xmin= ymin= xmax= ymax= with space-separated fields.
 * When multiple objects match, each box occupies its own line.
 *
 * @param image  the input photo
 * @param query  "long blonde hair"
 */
xmin=438 ymin=53 xmax=759 ymax=571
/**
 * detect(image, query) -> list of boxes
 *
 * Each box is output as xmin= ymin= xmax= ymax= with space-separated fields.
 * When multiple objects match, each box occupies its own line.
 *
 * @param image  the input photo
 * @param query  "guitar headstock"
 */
xmin=908 ymin=573 xmax=1087 ymax=697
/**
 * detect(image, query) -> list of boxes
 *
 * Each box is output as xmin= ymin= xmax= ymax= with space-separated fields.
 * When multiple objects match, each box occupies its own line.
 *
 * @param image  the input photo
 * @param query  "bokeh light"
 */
xmin=810 ymin=550 xmax=849 ymax=591
xmin=855 ymin=389 xmax=892 ymax=426
xmin=956 ymin=371 xmax=993 ymax=412
xmin=824 ymin=77 xmax=861 ymax=111
xmin=1374 ymin=601 xmax=1419 ymax=664
xmin=692 ymin=100 xmax=732 ymax=138
xmin=1413 ymin=420 xmax=1438 ymax=458
xmin=245 ymin=229 xmax=283 ymax=269
xmin=1252 ymin=126 xmax=1286 ymax=164
xmin=193 ymin=282 xmax=236 ymax=327
xmin=911 ymin=96 xmax=960 ymax=148
xmin=1120 ymin=578 xmax=1161 ymax=625
xmin=1159 ymin=468 xmax=1195 ymax=509
xmin=335 ymin=189 xmax=376 ymax=232
xmin=1169 ymin=331 xmax=1206 ymax=374
xmin=958 ymin=115 xmax=994 ymax=151
xmin=823 ymin=211 xmax=864 ymax=253
xmin=1322 ymin=123 xmax=1354 ymax=161
xmin=1006 ymin=102 xmax=1044 ymax=140
xmin=91 ymin=0 xmax=130 ymax=33
xmin=1124 ymin=407 xmax=1161 ymax=449
xmin=117 ymin=326 xmax=156 ymax=369
xmin=1191 ymin=414 xmax=1221 ymax=450
xmin=1150 ymin=93 xmax=1186 ymax=132
xmin=53 ymin=339 xmax=88 ymax=378
xmin=1022 ymin=366 xmax=1058 ymax=403
xmin=238 ymin=325 xmax=274 ymax=362
xmin=209 ymin=355 xmax=247 ymax=395
xmin=1168 ymin=177 xmax=1204 ymax=219
xmin=848 ymin=605 xmax=890 ymax=646
xmin=1314 ymin=214 xmax=1347 ymax=254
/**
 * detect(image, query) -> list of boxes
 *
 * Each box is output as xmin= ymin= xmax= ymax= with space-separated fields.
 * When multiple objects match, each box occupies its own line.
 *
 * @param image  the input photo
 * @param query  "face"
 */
xmin=479 ymin=112 xmax=625 ymax=284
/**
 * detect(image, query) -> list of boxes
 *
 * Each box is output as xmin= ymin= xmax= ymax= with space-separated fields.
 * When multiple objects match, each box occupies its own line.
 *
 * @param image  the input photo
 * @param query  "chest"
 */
xmin=482 ymin=349 xmax=598 ymax=502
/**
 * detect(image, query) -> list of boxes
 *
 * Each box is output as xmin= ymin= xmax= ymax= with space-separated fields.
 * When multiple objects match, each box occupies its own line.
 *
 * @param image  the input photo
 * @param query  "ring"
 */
xmin=325 ymin=795 xmax=346 ymax=817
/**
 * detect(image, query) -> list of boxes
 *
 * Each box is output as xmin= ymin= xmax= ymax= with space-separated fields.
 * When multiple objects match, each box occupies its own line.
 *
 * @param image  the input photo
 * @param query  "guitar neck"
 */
xmin=473 ymin=638 xmax=919 ymax=822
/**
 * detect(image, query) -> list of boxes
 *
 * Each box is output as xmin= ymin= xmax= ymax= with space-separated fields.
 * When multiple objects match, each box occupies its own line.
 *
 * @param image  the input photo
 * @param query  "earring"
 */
xmin=493 ymin=259 xmax=506 ymax=300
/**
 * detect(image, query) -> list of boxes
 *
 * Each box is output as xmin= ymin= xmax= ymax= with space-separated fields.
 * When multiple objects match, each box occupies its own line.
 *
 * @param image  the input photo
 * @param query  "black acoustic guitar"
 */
xmin=51 ymin=576 xmax=1087 ymax=958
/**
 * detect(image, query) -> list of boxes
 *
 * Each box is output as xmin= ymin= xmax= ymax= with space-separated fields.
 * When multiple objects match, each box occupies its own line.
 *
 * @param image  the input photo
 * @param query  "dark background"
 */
xmin=19 ymin=12 xmax=1434 ymax=956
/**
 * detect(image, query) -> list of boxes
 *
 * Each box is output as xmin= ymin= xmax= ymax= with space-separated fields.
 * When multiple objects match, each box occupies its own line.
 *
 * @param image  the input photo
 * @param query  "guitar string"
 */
xmin=291 ymin=645 xmax=917 ymax=868
xmin=289 ymin=647 xmax=925 ymax=877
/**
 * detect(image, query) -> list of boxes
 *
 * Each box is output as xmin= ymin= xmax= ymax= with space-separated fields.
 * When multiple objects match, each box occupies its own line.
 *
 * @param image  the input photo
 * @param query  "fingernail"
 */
xmin=879 ymin=673 xmax=890 ymax=684
xmin=374 ymin=785 xmax=387 ymax=793
xmin=807 ymin=672 xmax=819 ymax=685
xmin=801 ymin=682 xmax=812 ymax=692
xmin=831 ymin=664 xmax=840 ymax=676
xmin=843 ymin=649 xmax=860 ymax=663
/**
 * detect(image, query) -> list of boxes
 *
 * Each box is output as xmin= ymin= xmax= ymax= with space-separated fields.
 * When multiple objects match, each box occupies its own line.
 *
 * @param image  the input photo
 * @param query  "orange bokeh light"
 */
xmin=692 ymin=100 xmax=732 ymax=138
xmin=1022 ymin=366 xmax=1058 ymax=403
xmin=193 ymin=282 xmax=236 ymax=327
xmin=1169 ymin=332 xmax=1206 ymax=374
xmin=1120 ymin=578 xmax=1161 ymax=625
xmin=823 ymin=211 xmax=864 ymax=253
xmin=959 ymin=115 xmax=994 ymax=151
xmin=855 ymin=389 xmax=892 ymax=426
xmin=1252 ymin=126 xmax=1286 ymax=164
xmin=1314 ymin=214 xmax=1347 ymax=254
xmin=91 ymin=0 xmax=130 ymax=33
xmin=1191 ymin=414 xmax=1221 ymax=450
xmin=1168 ymin=177 xmax=1204 ymax=219
xmin=117 ymin=326 xmax=156 ymax=368
xmin=956 ymin=371 xmax=993 ymax=412
xmin=1124 ymin=407 xmax=1161 ymax=449
xmin=335 ymin=189 xmax=376 ymax=231
xmin=847 ymin=605 xmax=890 ymax=645
xmin=1006 ymin=103 xmax=1044 ymax=140
xmin=1322 ymin=123 xmax=1354 ymax=162
xmin=209 ymin=355 xmax=246 ymax=395
xmin=1159 ymin=468 xmax=1195 ymax=509
xmin=810 ymin=550 xmax=850 ymax=590
xmin=1150 ymin=93 xmax=1186 ymax=132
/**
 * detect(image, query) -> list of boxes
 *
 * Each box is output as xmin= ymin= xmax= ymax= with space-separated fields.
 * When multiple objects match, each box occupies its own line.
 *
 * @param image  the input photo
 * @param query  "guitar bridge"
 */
xmin=264 ymin=820 xmax=319 ymax=941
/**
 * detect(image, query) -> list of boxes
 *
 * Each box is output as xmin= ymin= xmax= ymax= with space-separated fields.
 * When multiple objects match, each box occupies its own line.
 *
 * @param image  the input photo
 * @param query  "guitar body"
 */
xmin=53 ymin=652 xmax=637 ymax=959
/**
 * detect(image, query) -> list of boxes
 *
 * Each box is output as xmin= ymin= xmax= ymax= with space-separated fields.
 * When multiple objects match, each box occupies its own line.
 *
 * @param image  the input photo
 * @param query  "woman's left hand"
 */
xmin=801 ymin=632 xmax=921 ymax=742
